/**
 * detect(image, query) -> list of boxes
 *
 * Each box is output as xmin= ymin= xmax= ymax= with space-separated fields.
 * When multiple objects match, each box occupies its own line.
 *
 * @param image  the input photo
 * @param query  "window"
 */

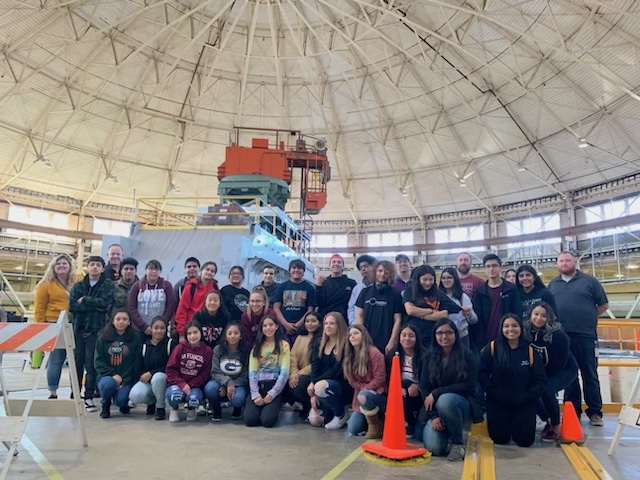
xmin=6 ymin=205 xmax=74 ymax=243
xmin=433 ymin=225 xmax=484 ymax=254
xmin=367 ymin=231 xmax=416 ymax=259
xmin=93 ymin=218 xmax=131 ymax=237
xmin=584 ymin=197 xmax=640 ymax=237
xmin=506 ymin=214 xmax=561 ymax=247
xmin=311 ymin=234 xmax=348 ymax=258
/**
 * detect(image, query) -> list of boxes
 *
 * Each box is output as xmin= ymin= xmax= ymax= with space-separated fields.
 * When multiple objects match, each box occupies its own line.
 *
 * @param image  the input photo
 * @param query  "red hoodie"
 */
xmin=165 ymin=340 xmax=213 ymax=390
xmin=174 ymin=278 xmax=219 ymax=336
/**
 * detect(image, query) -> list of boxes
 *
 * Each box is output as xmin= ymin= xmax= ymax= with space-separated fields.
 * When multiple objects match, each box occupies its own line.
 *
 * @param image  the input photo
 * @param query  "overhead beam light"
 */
xmin=106 ymin=174 xmax=118 ymax=183
xmin=36 ymin=155 xmax=51 ymax=168
xmin=518 ymin=166 xmax=526 ymax=172
xmin=400 ymin=188 xmax=409 ymax=197
xmin=578 ymin=138 xmax=589 ymax=148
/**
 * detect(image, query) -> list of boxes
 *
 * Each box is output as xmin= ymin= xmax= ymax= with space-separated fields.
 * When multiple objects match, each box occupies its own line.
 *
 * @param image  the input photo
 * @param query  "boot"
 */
xmin=361 ymin=406 xmax=382 ymax=439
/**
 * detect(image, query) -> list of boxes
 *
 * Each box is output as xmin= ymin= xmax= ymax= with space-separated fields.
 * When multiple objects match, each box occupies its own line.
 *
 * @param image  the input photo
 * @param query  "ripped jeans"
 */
xmin=314 ymin=379 xmax=346 ymax=420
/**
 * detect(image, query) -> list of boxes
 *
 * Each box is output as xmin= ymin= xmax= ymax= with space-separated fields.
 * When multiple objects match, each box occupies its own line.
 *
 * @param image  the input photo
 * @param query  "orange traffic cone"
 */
xmin=559 ymin=401 xmax=586 ymax=445
xmin=361 ymin=354 xmax=429 ymax=460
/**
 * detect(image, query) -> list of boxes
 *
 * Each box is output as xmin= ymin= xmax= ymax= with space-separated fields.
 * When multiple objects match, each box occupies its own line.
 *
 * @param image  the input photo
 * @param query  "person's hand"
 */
xmin=145 ymin=326 xmax=152 ymax=336
xmin=424 ymin=393 xmax=435 ymax=410
xmin=219 ymin=386 xmax=227 ymax=398
xmin=263 ymin=394 xmax=273 ymax=404
xmin=462 ymin=305 xmax=472 ymax=315
xmin=315 ymin=274 xmax=326 ymax=287
xmin=310 ymin=395 xmax=319 ymax=410
xmin=307 ymin=383 xmax=315 ymax=397
xmin=227 ymin=384 xmax=236 ymax=399
xmin=401 ymin=388 xmax=407 ymax=398
xmin=284 ymin=323 xmax=297 ymax=334
xmin=294 ymin=319 xmax=305 ymax=329
xmin=408 ymin=383 xmax=420 ymax=397
xmin=140 ymin=372 xmax=152 ymax=383
xmin=254 ymin=397 xmax=265 ymax=406
xmin=431 ymin=417 xmax=445 ymax=431
xmin=77 ymin=297 xmax=83 ymax=304
xmin=113 ymin=374 xmax=122 ymax=386
xmin=385 ymin=340 xmax=395 ymax=354
xmin=182 ymin=384 xmax=191 ymax=395
xmin=289 ymin=374 xmax=299 ymax=389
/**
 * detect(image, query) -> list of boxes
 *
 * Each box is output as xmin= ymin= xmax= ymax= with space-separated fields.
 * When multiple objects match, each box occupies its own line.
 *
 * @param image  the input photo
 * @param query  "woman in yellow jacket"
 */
xmin=34 ymin=254 xmax=77 ymax=399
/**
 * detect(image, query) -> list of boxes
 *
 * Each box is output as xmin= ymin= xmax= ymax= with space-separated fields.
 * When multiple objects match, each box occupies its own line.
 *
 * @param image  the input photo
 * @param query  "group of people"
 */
xmin=33 ymin=244 xmax=609 ymax=460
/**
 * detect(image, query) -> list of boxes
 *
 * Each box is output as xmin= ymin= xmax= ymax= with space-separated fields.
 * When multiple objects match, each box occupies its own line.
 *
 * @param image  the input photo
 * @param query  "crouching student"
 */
xmin=205 ymin=322 xmax=249 ymax=422
xmin=420 ymin=319 xmax=480 ymax=461
xmin=245 ymin=316 xmax=290 ymax=428
xmin=287 ymin=312 xmax=322 ymax=419
xmin=165 ymin=320 xmax=213 ymax=423
xmin=478 ymin=314 xmax=546 ymax=447
xmin=129 ymin=316 xmax=176 ymax=420
xmin=95 ymin=309 xmax=142 ymax=419
xmin=343 ymin=324 xmax=387 ymax=438
xmin=307 ymin=312 xmax=350 ymax=428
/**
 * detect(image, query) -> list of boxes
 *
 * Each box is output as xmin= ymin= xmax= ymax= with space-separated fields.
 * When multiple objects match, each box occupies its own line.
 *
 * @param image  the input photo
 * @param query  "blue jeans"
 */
xmin=314 ymin=379 xmax=345 ymax=420
xmin=129 ymin=373 xmax=167 ymax=408
xmin=538 ymin=356 xmax=578 ymax=426
xmin=47 ymin=348 xmax=67 ymax=391
xmin=347 ymin=390 xmax=387 ymax=435
xmin=423 ymin=393 xmax=470 ymax=455
xmin=97 ymin=376 xmax=133 ymax=408
xmin=165 ymin=385 xmax=204 ymax=410
xmin=204 ymin=380 xmax=248 ymax=410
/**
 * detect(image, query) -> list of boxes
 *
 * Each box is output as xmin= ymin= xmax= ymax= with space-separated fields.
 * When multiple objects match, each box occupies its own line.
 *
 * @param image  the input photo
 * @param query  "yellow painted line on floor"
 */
xmin=20 ymin=435 xmax=65 ymax=480
xmin=320 ymin=441 xmax=370 ymax=480
xmin=560 ymin=443 xmax=613 ymax=480
xmin=462 ymin=432 xmax=496 ymax=480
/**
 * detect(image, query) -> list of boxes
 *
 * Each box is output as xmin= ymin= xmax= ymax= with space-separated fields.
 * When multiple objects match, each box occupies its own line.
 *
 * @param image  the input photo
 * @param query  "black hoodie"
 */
xmin=529 ymin=328 xmax=571 ymax=377
xmin=472 ymin=281 xmax=520 ymax=350
xmin=518 ymin=285 xmax=557 ymax=319
xmin=316 ymin=274 xmax=357 ymax=320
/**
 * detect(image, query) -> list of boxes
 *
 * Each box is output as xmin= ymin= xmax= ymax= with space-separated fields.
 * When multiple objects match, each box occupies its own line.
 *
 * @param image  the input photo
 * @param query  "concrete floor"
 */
xmin=1 ymin=353 xmax=639 ymax=480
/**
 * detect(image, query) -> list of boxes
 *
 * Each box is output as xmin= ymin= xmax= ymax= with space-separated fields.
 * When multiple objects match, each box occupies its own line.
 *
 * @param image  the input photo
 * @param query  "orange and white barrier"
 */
xmin=0 ymin=323 xmax=61 ymax=352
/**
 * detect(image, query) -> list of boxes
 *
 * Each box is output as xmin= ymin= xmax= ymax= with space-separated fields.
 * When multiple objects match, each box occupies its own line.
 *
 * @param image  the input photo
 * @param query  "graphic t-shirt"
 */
xmin=220 ymin=285 xmax=250 ymax=322
xmin=274 ymin=281 xmax=316 ymax=323
xmin=355 ymin=284 xmax=403 ymax=352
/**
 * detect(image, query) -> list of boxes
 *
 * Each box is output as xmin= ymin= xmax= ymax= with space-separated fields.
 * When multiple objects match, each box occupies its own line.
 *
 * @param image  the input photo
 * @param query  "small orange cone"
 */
xmin=361 ymin=354 xmax=428 ymax=460
xmin=559 ymin=401 xmax=586 ymax=445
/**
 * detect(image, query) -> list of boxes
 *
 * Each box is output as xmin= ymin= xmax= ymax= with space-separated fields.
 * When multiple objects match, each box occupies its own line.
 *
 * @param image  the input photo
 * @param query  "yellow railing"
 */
xmin=598 ymin=319 xmax=640 ymax=351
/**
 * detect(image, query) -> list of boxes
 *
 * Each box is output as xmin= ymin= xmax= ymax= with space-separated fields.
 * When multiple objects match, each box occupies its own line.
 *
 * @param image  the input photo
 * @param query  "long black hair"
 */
xmin=425 ymin=318 xmax=468 ymax=386
xmin=410 ymin=264 xmax=438 ymax=302
xmin=438 ymin=267 xmax=464 ymax=302
xmin=493 ymin=313 xmax=525 ymax=379
xmin=523 ymin=301 xmax=562 ymax=343
xmin=252 ymin=314 xmax=285 ymax=358
xmin=395 ymin=323 xmax=425 ymax=380
xmin=99 ymin=308 xmax=136 ymax=342
xmin=515 ymin=264 xmax=546 ymax=291
xmin=219 ymin=321 xmax=249 ymax=358
xmin=184 ymin=319 xmax=204 ymax=344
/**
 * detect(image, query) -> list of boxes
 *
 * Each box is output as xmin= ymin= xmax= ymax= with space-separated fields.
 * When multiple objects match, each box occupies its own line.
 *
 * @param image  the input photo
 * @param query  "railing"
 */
xmin=598 ymin=320 xmax=640 ymax=351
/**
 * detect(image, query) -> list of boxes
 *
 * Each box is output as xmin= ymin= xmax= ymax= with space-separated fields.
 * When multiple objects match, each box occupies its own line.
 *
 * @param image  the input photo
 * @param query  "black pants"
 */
xmin=74 ymin=331 xmax=97 ymax=397
xmin=402 ymin=380 xmax=422 ymax=428
xmin=244 ymin=395 xmax=283 ymax=427
xmin=564 ymin=333 xmax=602 ymax=417
xmin=486 ymin=400 xmax=536 ymax=447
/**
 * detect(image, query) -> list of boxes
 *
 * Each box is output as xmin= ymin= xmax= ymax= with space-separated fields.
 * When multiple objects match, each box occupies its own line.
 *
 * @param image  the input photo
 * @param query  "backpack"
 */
xmin=142 ymin=338 xmax=174 ymax=358
xmin=489 ymin=340 xmax=534 ymax=366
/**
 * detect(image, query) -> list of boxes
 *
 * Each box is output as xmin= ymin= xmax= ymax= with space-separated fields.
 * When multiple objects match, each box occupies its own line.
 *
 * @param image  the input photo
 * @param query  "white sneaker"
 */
xmin=291 ymin=402 xmax=304 ymax=411
xmin=197 ymin=404 xmax=207 ymax=416
xmin=169 ymin=408 xmax=180 ymax=423
xmin=186 ymin=408 xmax=197 ymax=422
xmin=84 ymin=398 xmax=97 ymax=413
xmin=325 ymin=413 xmax=348 ymax=430
xmin=128 ymin=400 xmax=136 ymax=409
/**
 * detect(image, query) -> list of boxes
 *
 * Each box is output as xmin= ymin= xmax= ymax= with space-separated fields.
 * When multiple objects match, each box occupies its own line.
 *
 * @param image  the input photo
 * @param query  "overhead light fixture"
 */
xmin=400 ymin=188 xmax=409 ymax=197
xmin=169 ymin=183 xmax=180 ymax=194
xmin=627 ymin=264 xmax=639 ymax=270
xmin=578 ymin=138 xmax=589 ymax=148
xmin=518 ymin=166 xmax=526 ymax=172
xmin=36 ymin=155 xmax=52 ymax=168
xmin=459 ymin=180 xmax=466 ymax=188
xmin=14 ymin=265 xmax=23 ymax=270
xmin=36 ymin=262 xmax=45 ymax=267
xmin=615 ymin=273 xmax=624 ymax=278
xmin=106 ymin=174 xmax=118 ymax=183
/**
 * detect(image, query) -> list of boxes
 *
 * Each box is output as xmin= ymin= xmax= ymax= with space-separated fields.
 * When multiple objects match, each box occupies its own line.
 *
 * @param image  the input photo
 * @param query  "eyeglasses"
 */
xmin=435 ymin=331 xmax=455 ymax=337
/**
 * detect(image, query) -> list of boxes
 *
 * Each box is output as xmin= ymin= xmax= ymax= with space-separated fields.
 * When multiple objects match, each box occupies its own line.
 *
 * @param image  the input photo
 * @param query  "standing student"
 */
xmin=259 ymin=264 xmax=280 ymax=308
xmin=403 ymin=265 xmax=461 ymax=347
xmin=472 ymin=254 xmax=519 ymax=353
xmin=273 ymin=259 xmax=315 ymax=344
xmin=220 ymin=266 xmax=250 ymax=322
xmin=174 ymin=261 xmax=219 ymax=338
xmin=438 ymin=267 xmax=478 ymax=349
xmin=34 ymin=254 xmax=77 ymax=399
xmin=504 ymin=269 xmax=517 ymax=285
xmin=95 ymin=309 xmax=142 ymax=419
xmin=69 ymin=255 xmax=114 ymax=412
xmin=128 ymin=260 xmax=176 ymax=337
xmin=103 ymin=244 xmax=123 ymax=282
xmin=288 ymin=312 xmax=322 ymax=418
xmin=524 ymin=302 xmax=577 ymax=442
xmin=393 ymin=254 xmax=412 ymax=294
xmin=420 ymin=319 xmax=480 ymax=461
xmin=193 ymin=290 xmax=230 ymax=350
xmin=241 ymin=287 xmax=275 ymax=348
xmin=548 ymin=251 xmax=608 ymax=426
xmin=515 ymin=264 xmax=557 ymax=318
xmin=129 ymin=316 xmax=176 ymax=420
xmin=478 ymin=314 xmax=546 ymax=447
xmin=112 ymin=257 xmax=139 ymax=312
xmin=344 ymin=324 xmax=387 ymax=438
xmin=165 ymin=319 xmax=213 ymax=423
xmin=315 ymin=254 xmax=356 ymax=321
xmin=205 ymin=322 xmax=249 ymax=422
xmin=173 ymin=257 xmax=200 ymax=301
xmin=347 ymin=255 xmax=376 ymax=325
xmin=389 ymin=324 xmax=425 ymax=438
xmin=355 ymin=261 xmax=403 ymax=354
xmin=456 ymin=252 xmax=484 ymax=301
xmin=245 ymin=316 xmax=290 ymax=428
xmin=307 ymin=312 xmax=351 ymax=428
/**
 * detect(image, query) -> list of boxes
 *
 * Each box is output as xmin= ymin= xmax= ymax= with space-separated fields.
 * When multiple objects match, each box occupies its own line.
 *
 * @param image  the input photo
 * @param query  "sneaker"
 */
xmin=541 ymin=430 xmax=560 ymax=443
xmin=291 ymin=401 xmax=304 ymax=411
xmin=155 ymin=408 xmax=166 ymax=421
xmin=197 ymin=404 xmax=208 ymax=416
xmin=541 ymin=423 xmax=551 ymax=437
xmin=448 ymin=444 xmax=465 ymax=462
xmin=169 ymin=408 xmax=180 ymax=423
xmin=589 ymin=414 xmax=604 ymax=426
xmin=230 ymin=407 xmax=243 ymax=420
xmin=325 ymin=413 xmax=348 ymax=430
xmin=48 ymin=394 xmax=58 ymax=400
xmin=211 ymin=408 xmax=222 ymax=422
xmin=84 ymin=398 xmax=97 ymax=413
xmin=128 ymin=400 xmax=136 ymax=409
xmin=100 ymin=404 xmax=111 ymax=419
xmin=119 ymin=406 xmax=131 ymax=415
xmin=146 ymin=404 xmax=156 ymax=415
xmin=186 ymin=408 xmax=197 ymax=422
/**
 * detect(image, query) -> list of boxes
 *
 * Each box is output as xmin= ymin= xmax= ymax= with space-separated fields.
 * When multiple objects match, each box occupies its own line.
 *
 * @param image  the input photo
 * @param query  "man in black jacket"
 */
xmin=472 ymin=254 xmax=520 ymax=353
xmin=315 ymin=254 xmax=356 ymax=322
